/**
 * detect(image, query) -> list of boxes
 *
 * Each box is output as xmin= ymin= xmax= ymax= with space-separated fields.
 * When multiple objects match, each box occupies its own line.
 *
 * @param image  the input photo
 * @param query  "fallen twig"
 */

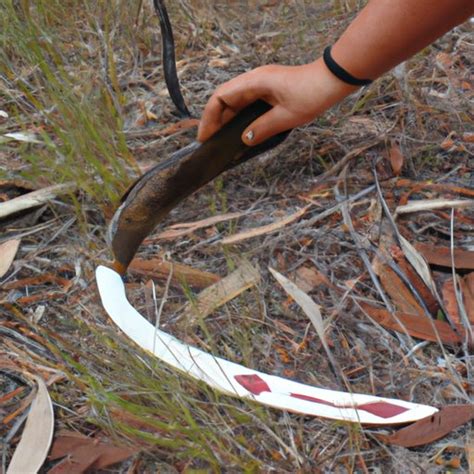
xmin=396 ymin=198 xmax=474 ymax=215
xmin=221 ymin=206 xmax=311 ymax=245
xmin=147 ymin=211 xmax=246 ymax=242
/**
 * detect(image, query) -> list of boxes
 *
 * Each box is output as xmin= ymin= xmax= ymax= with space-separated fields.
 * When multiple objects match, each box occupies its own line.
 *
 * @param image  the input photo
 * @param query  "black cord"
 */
xmin=323 ymin=46 xmax=373 ymax=87
xmin=153 ymin=0 xmax=191 ymax=118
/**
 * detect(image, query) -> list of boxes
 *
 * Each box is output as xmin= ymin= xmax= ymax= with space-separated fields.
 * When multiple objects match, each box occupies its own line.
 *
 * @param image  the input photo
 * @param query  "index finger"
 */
xmin=197 ymin=94 xmax=232 ymax=142
xmin=197 ymin=75 xmax=267 ymax=142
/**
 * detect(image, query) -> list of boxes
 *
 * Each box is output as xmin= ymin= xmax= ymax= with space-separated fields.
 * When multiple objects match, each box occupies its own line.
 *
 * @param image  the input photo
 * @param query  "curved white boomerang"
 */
xmin=96 ymin=265 xmax=437 ymax=425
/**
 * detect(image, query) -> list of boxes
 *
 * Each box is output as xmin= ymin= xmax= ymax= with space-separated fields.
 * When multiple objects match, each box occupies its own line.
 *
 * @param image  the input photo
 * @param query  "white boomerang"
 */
xmin=96 ymin=265 xmax=437 ymax=425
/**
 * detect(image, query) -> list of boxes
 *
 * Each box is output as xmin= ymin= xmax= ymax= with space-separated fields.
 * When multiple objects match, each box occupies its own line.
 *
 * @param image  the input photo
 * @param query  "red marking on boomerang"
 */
xmin=234 ymin=374 xmax=409 ymax=419
xmin=290 ymin=393 xmax=409 ymax=419
xmin=235 ymin=374 xmax=270 ymax=395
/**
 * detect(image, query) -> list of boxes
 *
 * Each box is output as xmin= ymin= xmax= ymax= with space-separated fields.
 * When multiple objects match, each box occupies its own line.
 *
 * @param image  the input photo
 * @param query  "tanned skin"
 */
xmin=197 ymin=0 xmax=473 ymax=146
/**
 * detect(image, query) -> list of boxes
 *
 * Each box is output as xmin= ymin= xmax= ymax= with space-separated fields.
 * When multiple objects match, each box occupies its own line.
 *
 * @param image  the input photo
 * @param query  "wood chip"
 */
xmin=181 ymin=260 xmax=260 ymax=322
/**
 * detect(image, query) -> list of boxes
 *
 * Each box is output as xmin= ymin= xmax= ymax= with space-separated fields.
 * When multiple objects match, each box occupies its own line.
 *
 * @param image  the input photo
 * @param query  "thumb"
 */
xmin=241 ymin=105 xmax=295 ymax=146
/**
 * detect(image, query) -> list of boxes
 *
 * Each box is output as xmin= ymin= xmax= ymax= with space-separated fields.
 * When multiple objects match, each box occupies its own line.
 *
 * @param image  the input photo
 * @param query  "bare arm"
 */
xmin=333 ymin=0 xmax=473 ymax=79
xmin=197 ymin=0 xmax=473 ymax=146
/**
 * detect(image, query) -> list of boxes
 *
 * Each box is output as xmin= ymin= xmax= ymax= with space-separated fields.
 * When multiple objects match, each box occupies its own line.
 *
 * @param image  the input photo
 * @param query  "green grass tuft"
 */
xmin=0 ymin=0 xmax=138 ymax=205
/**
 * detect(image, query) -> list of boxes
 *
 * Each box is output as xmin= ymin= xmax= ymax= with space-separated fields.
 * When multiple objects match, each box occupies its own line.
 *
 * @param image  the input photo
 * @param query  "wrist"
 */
xmin=305 ymin=58 xmax=359 ymax=114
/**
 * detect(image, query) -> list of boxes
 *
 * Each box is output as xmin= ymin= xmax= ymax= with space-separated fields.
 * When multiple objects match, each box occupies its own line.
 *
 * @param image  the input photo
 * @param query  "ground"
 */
xmin=0 ymin=1 xmax=473 ymax=472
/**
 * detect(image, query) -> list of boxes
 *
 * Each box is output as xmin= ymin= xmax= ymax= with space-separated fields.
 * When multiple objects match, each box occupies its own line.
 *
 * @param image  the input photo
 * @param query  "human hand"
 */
xmin=197 ymin=57 xmax=357 ymax=146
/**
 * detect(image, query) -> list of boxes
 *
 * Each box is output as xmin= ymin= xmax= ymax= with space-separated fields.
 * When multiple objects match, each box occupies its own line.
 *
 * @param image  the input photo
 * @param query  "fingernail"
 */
xmin=245 ymin=130 xmax=254 ymax=142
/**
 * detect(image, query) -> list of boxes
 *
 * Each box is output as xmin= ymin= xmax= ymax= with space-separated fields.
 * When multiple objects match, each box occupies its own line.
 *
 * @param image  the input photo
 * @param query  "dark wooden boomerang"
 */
xmin=108 ymin=1 xmax=290 ymax=273
xmin=108 ymin=100 xmax=290 ymax=274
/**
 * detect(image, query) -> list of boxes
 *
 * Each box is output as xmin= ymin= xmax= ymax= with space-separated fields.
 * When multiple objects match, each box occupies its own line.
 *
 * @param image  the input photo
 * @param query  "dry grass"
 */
xmin=1 ymin=0 xmax=473 ymax=472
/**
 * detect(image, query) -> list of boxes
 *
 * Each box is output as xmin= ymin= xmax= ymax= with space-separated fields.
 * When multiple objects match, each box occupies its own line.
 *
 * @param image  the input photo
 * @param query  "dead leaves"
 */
xmin=359 ymin=302 xmax=462 ymax=346
xmin=442 ymin=274 xmax=474 ymax=328
xmin=360 ymin=180 xmax=474 ymax=347
xmin=415 ymin=242 xmax=474 ymax=270
xmin=461 ymin=273 xmax=474 ymax=324
xmin=382 ymin=405 xmax=474 ymax=448
xmin=0 ymin=239 xmax=20 ymax=278
xmin=48 ymin=431 xmax=137 ymax=473
xmin=373 ymin=259 xmax=429 ymax=317
xmin=388 ymin=142 xmax=404 ymax=176
xmin=0 ymin=355 xmax=62 ymax=473
xmin=292 ymin=265 xmax=330 ymax=293
xmin=269 ymin=268 xmax=339 ymax=377
xmin=7 ymin=377 xmax=54 ymax=474
xmin=0 ymin=326 xmax=134 ymax=473
xmin=1 ymin=273 xmax=73 ymax=306
xmin=367 ymin=250 xmax=472 ymax=346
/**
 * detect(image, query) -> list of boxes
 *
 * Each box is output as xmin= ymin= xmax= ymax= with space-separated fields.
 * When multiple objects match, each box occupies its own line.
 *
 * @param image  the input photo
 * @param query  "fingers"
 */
xmin=197 ymin=95 xmax=227 ymax=142
xmin=197 ymin=73 xmax=267 ymax=142
xmin=241 ymin=105 xmax=295 ymax=146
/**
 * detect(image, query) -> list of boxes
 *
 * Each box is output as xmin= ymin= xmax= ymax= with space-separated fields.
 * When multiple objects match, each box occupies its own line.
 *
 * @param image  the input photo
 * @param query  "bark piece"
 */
xmin=129 ymin=257 xmax=220 ymax=289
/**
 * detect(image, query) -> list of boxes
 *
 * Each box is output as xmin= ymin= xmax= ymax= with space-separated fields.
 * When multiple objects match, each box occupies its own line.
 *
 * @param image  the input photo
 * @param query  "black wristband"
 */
xmin=323 ymin=46 xmax=372 ymax=87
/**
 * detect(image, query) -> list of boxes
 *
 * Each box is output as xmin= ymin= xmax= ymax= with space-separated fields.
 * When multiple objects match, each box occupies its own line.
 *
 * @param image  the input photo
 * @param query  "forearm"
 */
xmin=332 ymin=0 xmax=474 ymax=80
xmin=197 ymin=0 xmax=473 ymax=145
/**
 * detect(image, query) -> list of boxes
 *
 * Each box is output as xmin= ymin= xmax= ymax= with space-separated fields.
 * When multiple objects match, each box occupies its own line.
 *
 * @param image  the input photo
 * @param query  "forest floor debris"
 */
xmin=1 ymin=1 xmax=473 ymax=471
